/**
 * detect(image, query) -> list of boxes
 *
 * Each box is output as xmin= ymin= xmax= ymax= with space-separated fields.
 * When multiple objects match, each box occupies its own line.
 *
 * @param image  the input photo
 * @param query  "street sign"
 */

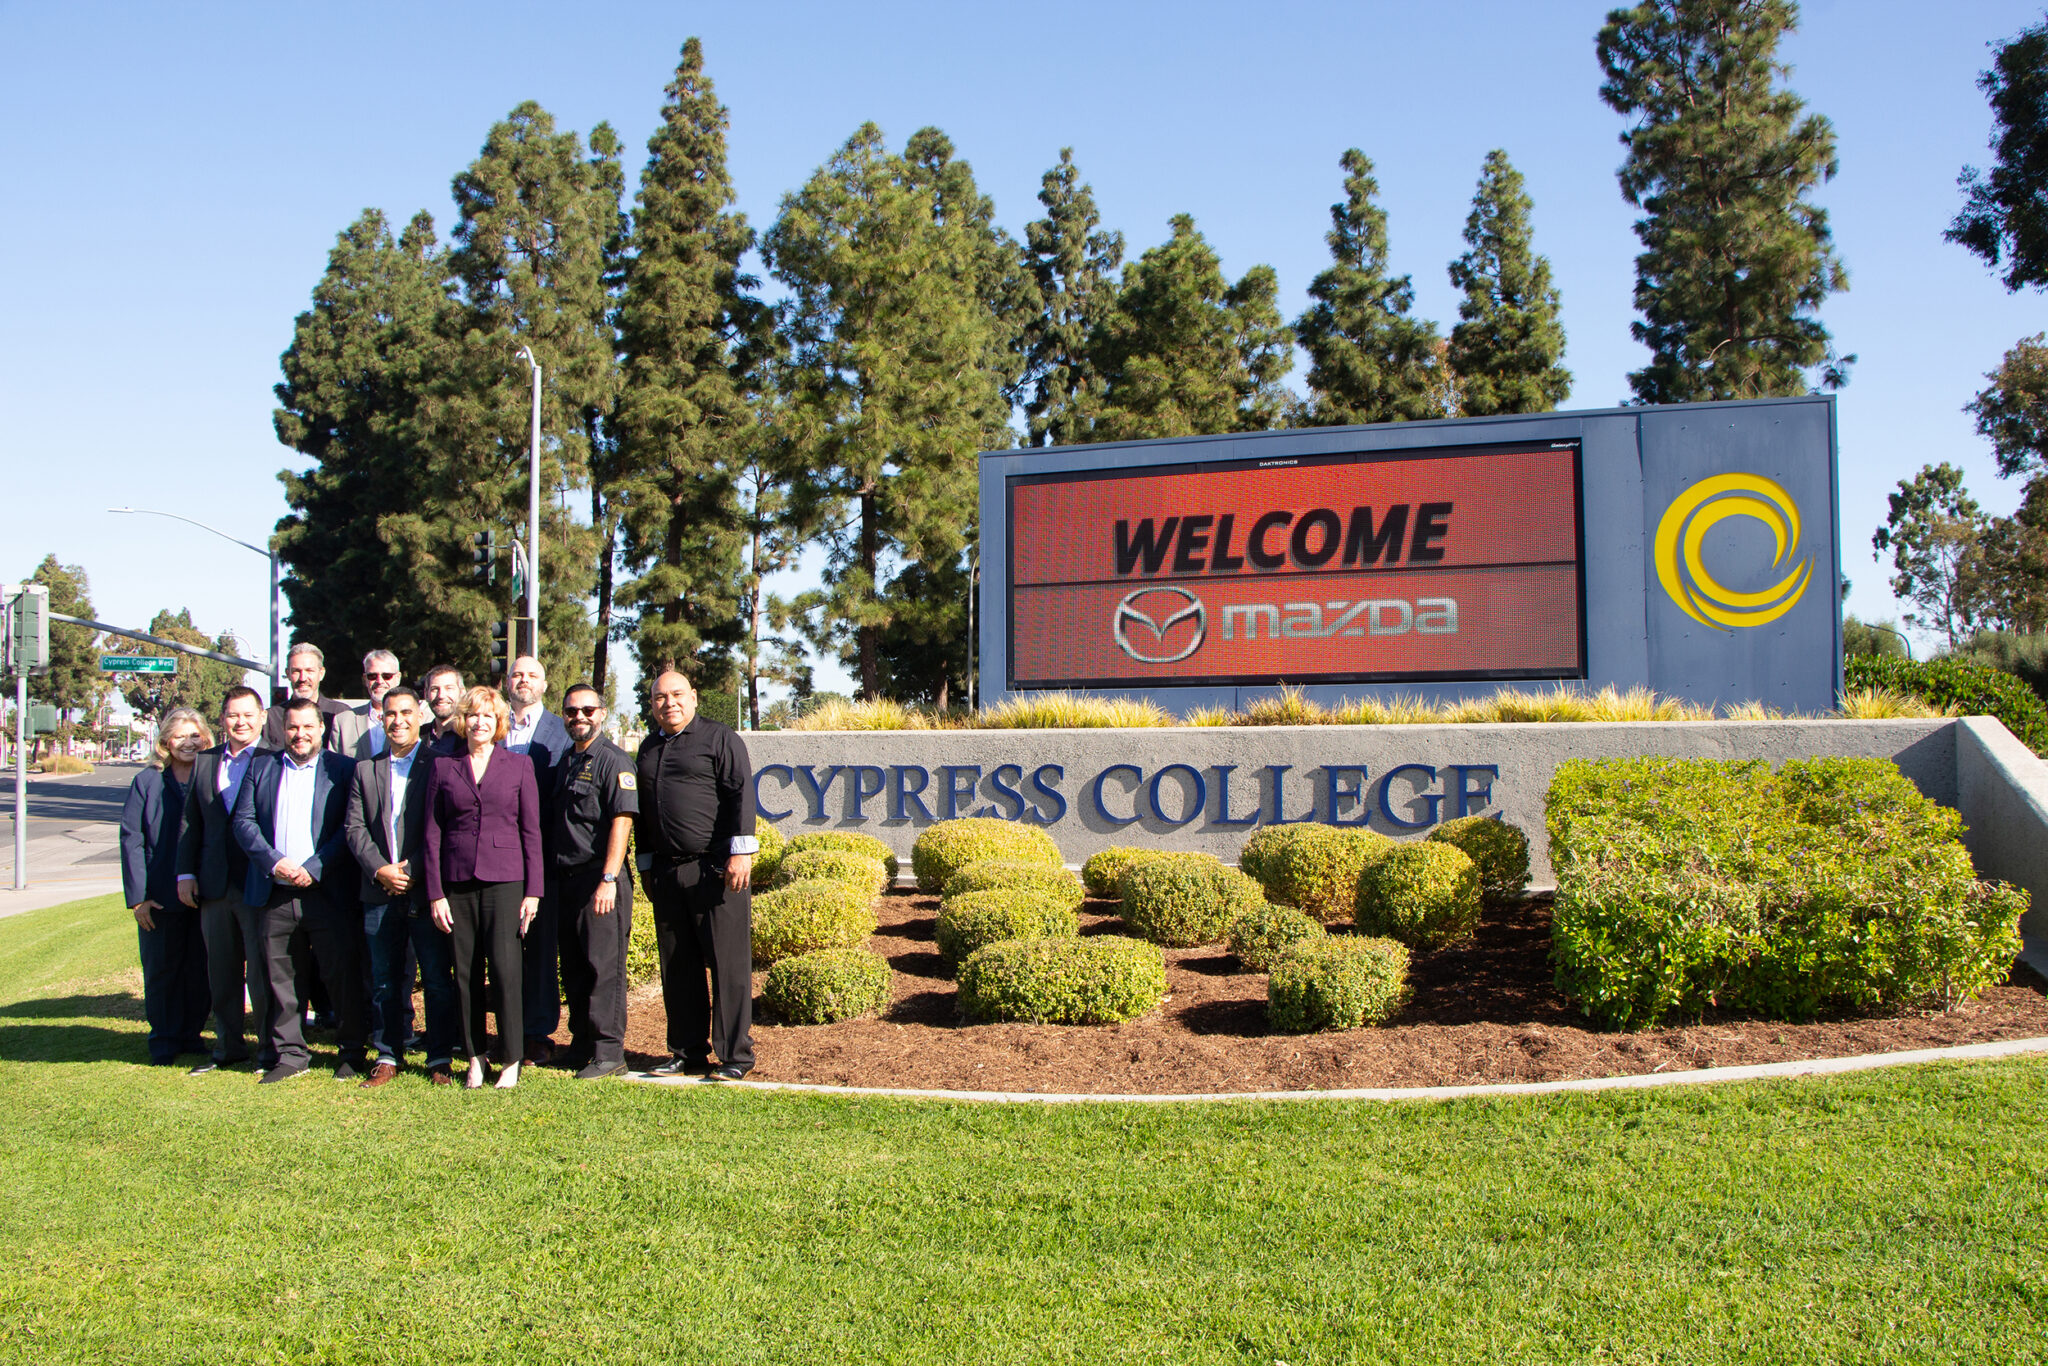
xmin=101 ymin=655 xmax=176 ymax=674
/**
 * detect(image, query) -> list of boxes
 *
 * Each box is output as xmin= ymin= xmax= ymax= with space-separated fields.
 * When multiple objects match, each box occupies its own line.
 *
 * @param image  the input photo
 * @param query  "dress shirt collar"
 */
xmin=280 ymin=749 xmax=319 ymax=772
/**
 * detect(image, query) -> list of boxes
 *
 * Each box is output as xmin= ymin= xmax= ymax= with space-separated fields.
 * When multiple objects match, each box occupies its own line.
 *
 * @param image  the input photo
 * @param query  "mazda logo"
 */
xmin=1113 ymin=586 xmax=1206 ymax=664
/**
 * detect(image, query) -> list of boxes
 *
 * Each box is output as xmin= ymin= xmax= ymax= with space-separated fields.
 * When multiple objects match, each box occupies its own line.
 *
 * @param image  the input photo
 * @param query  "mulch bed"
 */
xmin=597 ymin=891 xmax=2048 ymax=1094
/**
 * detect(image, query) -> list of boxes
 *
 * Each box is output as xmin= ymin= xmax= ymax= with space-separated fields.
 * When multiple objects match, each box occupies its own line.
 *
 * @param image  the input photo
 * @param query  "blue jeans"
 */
xmin=363 ymin=901 xmax=417 ymax=1066
xmin=405 ymin=910 xmax=459 ymax=1070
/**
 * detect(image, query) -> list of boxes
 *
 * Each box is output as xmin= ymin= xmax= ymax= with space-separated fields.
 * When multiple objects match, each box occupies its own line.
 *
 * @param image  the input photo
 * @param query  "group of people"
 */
xmin=118 ymin=643 xmax=760 ymax=1088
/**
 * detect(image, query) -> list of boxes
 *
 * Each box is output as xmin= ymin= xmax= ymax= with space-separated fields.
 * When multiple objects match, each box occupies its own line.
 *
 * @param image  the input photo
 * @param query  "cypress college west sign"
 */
xmin=979 ymin=396 xmax=1844 ymax=716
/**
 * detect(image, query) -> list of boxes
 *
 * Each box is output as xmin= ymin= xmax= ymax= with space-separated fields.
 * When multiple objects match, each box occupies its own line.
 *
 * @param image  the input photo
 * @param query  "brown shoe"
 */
xmin=427 ymin=1067 xmax=457 ymax=1086
xmin=524 ymin=1037 xmax=555 ymax=1066
xmin=359 ymin=1061 xmax=400 ymax=1089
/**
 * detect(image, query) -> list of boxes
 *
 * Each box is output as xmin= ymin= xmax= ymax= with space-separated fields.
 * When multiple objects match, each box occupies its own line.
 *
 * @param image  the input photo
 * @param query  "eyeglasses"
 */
xmin=366 ymin=672 xmax=398 ymax=682
xmin=563 ymin=706 xmax=602 ymax=718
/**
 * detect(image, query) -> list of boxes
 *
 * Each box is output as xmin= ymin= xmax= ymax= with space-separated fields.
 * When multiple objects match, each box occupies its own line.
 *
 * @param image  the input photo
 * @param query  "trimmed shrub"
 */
xmin=751 ymin=879 xmax=877 ymax=966
xmin=940 ymin=859 xmax=1085 ymax=910
xmin=750 ymin=821 xmax=787 ymax=888
xmin=774 ymin=848 xmax=891 ymax=897
xmin=1844 ymin=653 xmax=2048 ymax=753
xmin=784 ymin=829 xmax=899 ymax=881
xmin=911 ymin=818 xmax=1064 ymax=891
xmin=1267 ymin=936 xmax=1412 ymax=1032
xmin=626 ymin=881 xmax=658 ymax=987
xmin=1118 ymin=854 xmax=1268 ymax=947
xmin=1081 ymin=846 xmax=1196 ymax=899
xmin=933 ymin=888 xmax=1080 ymax=966
xmin=1548 ymin=756 xmax=2028 ymax=1029
xmin=763 ymin=948 xmax=893 ymax=1024
xmin=1237 ymin=824 xmax=1391 ymax=922
xmin=956 ymin=936 xmax=1167 ymax=1024
xmin=1950 ymin=629 xmax=2048 ymax=703
xmin=1426 ymin=815 xmax=1530 ymax=902
xmin=696 ymin=689 xmax=740 ymax=730
xmin=1356 ymin=843 xmax=1483 ymax=950
xmin=1225 ymin=902 xmax=1327 ymax=972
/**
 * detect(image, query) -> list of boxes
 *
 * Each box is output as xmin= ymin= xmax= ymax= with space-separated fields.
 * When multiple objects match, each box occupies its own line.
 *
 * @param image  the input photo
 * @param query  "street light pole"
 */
xmin=515 ymin=346 xmax=543 ymax=662
xmin=107 ymin=506 xmax=282 ymax=695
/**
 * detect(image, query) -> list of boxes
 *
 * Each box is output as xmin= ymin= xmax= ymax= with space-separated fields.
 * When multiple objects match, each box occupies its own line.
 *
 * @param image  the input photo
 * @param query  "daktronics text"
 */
xmin=1007 ymin=442 xmax=1585 ymax=687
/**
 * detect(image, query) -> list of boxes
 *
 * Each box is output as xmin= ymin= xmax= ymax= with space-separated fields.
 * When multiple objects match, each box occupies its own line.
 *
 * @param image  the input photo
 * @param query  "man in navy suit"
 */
xmin=504 ymin=653 xmax=571 ymax=1064
xmin=233 ymin=696 xmax=363 ymax=1084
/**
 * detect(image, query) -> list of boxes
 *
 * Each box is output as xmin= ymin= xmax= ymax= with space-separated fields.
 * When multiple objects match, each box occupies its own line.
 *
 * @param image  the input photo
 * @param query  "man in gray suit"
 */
xmin=333 ymin=649 xmax=402 ymax=761
xmin=174 ymin=684 xmax=272 ymax=1073
xmin=344 ymin=686 xmax=451 ymax=1087
xmin=261 ymin=643 xmax=352 ymax=753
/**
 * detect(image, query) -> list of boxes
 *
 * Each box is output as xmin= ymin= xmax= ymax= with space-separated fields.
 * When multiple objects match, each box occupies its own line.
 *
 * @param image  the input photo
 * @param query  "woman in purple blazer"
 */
xmin=424 ymin=685 xmax=544 ymax=1089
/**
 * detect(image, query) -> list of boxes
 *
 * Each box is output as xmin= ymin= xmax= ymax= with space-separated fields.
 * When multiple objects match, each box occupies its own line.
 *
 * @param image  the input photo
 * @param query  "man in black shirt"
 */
xmin=634 ymin=670 xmax=758 ymax=1080
xmin=549 ymin=683 xmax=639 ymax=1080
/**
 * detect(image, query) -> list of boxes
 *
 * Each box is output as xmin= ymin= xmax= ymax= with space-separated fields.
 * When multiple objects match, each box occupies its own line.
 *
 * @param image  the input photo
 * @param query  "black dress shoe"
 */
xmin=646 ymin=1055 xmax=700 ymax=1077
xmin=334 ymin=1059 xmax=364 ymax=1082
xmin=708 ymin=1064 xmax=750 ymax=1081
xmin=576 ymin=1060 xmax=629 ymax=1081
xmin=259 ymin=1063 xmax=308 ymax=1085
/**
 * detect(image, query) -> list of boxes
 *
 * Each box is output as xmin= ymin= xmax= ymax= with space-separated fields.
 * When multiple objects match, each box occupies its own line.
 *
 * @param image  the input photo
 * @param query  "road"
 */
xmin=1 ymin=761 xmax=138 ymax=914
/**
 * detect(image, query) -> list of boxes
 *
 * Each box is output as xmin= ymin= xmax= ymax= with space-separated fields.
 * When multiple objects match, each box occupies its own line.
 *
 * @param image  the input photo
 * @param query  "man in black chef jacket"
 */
xmin=548 ymin=683 xmax=639 ymax=1080
xmin=634 ymin=670 xmax=758 ymax=1080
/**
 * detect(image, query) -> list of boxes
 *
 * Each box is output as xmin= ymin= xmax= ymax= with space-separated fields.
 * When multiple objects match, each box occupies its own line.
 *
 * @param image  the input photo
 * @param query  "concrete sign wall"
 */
xmin=978 ymin=395 xmax=1841 ymax=715
xmin=747 ymin=718 xmax=1955 ymax=887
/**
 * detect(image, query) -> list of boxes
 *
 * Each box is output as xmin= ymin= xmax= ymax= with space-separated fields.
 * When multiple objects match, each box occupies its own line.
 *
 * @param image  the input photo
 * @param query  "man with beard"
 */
xmin=420 ymin=665 xmax=467 ymax=755
xmin=546 ymin=683 xmax=638 ymax=1080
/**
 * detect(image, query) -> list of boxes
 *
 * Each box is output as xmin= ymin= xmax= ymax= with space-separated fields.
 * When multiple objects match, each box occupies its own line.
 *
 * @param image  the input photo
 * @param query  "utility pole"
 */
xmin=515 ymin=346 xmax=543 ymax=662
xmin=4 ymin=583 xmax=51 ymax=892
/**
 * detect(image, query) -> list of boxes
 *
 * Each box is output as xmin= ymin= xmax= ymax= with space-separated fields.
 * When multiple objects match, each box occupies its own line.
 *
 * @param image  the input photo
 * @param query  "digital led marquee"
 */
xmin=1005 ymin=441 xmax=1587 ymax=689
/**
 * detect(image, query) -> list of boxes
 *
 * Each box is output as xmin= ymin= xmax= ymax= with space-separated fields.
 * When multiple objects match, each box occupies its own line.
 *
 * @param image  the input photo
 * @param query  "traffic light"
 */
xmin=5 ymin=584 xmax=49 ymax=673
xmin=473 ymin=530 xmax=497 ymax=585
xmin=489 ymin=619 xmax=510 ymax=679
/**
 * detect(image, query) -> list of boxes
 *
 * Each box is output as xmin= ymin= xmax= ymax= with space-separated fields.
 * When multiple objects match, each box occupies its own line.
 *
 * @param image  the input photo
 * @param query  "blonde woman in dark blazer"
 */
xmin=424 ymin=686 xmax=544 ymax=1089
xmin=120 ymin=707 xmax=212 ymax=1065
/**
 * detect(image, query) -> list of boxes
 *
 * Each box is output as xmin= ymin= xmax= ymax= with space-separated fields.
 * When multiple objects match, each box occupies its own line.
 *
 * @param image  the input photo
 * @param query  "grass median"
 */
xmin=1 ymin=894 xmax=2044 ymax=1364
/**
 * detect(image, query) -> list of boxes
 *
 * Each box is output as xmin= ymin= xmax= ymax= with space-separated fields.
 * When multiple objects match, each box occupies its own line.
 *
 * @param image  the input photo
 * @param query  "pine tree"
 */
xmin=612 ymin=39 xmax=764 ymax=690
xmin=764 ymin=124 xmax=1016 ymax=698
xmin=1084 ymin=215 xmax=1292 ymax=440
xmin=1597 ymin=0 xmax=1851 ymax=403
xmin=1295 ymin=150 xmax=1441 ymax=426
xmin=585 ymin=121 xmax=630 ymax=695
xmin=1948 ymin=15 xmax=2048 ymax=294
xmin=274 ymin=209 xmax=482 ymax=674
xmin=1021 ymin=148 xmax=1123 ymax=446
xmin=1447 ymin=150 xmax=1572 ymax=415
xmin=444 ymin=101 xmax=616 ymax=691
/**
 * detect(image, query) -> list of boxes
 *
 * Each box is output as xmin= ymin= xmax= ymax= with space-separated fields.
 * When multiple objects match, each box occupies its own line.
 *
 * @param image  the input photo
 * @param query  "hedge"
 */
xmin=751 ymin=821 xmax=788 ymax=888
xmin=956 ymin=936 xmax=1168 ymax=1024
xmin=1355 ymin=842 xmax=1483 ymax=950
xmin=940 ymin=859 xmax=1086 ymax=910
xmin=1426 ymin=815 xmax=1530 ymax=902
xmin=933 ymin=888 xmax=1081 ymax=966
xmin=1267 ymin=937 xmax=1412 ymax=1032
xmin=774 ymin=848 xmax=891 ymax=897
xmin=763 ymin=948 xmax=893 ymax=1024
xmin=1225 ymin=901 xmax=1327 ymax=972
xmin=751 ymin=879 xmax=878 ymax=966
xmin=1080 ymin=846 xmax=1196 ymax=899
xmin=911 ymin=818 xmax=1064 ymax=891
xmin=1844 ymin=653 xmax=2048 ymax=753
xmin=1548 ymin=755 xmax=2027 ymax=1029
xmin=1237 ymin=824 xmax=1390 ymax=922
xmin=1118 ymin=854 xmax=1267 ymax=947
xmin=784 ymin=829 xmax=899 ymax=881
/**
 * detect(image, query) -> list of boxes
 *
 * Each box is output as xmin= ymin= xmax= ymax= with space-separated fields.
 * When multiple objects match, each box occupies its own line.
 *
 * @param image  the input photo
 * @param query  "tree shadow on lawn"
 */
xmin=0 ymin=1021 xmax=153 ymax=1065
xmin=0 ymin=992 xmax=144 ymax=1022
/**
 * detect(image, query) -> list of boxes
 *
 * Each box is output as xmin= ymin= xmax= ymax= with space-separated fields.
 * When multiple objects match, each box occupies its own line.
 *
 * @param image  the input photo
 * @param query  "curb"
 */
xmin=627 ymin=1034 xmax=2048 ymax=1104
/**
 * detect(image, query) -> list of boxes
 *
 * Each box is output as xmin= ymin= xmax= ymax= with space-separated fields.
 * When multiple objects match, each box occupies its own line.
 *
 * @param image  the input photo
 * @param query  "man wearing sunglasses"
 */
xmin=334 ymin=649 xmax=403 ymax=760
xmin=547 ymin=684 xmax=638 ymax=1079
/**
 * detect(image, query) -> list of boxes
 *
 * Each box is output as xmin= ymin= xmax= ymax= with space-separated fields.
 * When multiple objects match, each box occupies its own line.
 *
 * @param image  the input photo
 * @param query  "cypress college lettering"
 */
xmin=1007 ymin=441 xmax=1586 ymax=688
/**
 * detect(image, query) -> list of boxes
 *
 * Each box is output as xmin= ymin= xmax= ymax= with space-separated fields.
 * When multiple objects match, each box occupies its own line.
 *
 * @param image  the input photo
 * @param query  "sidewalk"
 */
xmin=0 ymin=824 xmax=124 ymax=917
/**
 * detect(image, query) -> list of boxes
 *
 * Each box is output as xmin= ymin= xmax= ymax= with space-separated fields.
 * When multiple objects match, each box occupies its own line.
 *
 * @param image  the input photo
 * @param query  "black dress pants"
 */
xmin=261 ymin=886 xmax=366 ymax=1070
xmin=646 ymin=857 xmax=752 ymax=1070
xmin=556 ymin=864 xmax=632 ymax=1064
xmin=137 ymin=906 xmax=210 ymax=1064
xmin=200 ymin=889 xmax=270 ymax=1065
xmin=446 ymin=879 xmax=525 ymax=1067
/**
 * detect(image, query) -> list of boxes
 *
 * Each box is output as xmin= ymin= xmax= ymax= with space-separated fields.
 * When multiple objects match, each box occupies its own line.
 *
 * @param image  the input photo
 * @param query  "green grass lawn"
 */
xmin=2 ymin=894 xmax=2045 ymax=1365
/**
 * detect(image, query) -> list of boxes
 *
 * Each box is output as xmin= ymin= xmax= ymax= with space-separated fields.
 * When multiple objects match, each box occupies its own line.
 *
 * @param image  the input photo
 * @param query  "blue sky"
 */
xmin=2 ymin=0 xmax=2042 ymax=703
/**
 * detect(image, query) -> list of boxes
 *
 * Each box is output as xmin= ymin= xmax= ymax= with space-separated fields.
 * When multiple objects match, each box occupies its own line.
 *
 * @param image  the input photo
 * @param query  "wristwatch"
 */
xmin=601 ymin=872 xmax=618 ymax=884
